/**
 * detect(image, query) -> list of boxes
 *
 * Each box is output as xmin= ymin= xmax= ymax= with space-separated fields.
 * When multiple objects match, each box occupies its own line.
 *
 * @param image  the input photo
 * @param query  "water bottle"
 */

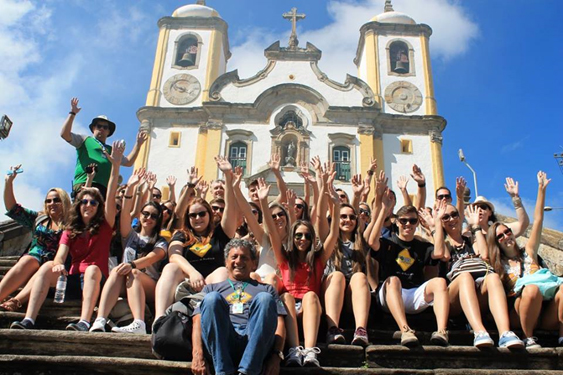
xmin=54 ymin=274 xmax=67 ymax=304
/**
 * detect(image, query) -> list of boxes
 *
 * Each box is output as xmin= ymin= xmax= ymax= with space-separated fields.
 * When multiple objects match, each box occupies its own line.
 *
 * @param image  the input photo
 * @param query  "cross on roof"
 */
xmin=282 ymin=7 xmax=306 ymax=49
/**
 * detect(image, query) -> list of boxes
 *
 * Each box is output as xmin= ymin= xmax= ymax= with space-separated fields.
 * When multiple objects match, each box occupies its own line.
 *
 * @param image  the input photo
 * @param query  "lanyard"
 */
xmin=92 ymin=137 xmax=108 ymax=154
xmin=228 ymin=279 xmax=248 ymax=302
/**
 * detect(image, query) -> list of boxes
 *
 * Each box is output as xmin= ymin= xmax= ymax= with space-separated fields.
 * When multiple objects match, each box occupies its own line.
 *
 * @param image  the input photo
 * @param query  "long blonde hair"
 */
xmin=42 ymin=188 xmax=71 ymax=228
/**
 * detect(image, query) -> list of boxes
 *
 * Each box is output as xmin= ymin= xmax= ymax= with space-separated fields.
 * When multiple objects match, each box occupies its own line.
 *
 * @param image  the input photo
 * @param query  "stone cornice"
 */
xmin=354 ymin=22 xmax=432 ymax=66
xmin=264 ymin=41 xmax=322 ymax=61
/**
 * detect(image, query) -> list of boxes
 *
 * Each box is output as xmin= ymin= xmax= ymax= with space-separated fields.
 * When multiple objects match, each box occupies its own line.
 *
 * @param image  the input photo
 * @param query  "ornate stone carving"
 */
xmin=163 ymin=74 xmax=201 ymax=105
xmin=429 ymin=129 xmax=443 ymax=144
xmin=384 ymin=81 xmax=422 ymax=113
xmin=282 ymin=8 xmax=306 ymax=50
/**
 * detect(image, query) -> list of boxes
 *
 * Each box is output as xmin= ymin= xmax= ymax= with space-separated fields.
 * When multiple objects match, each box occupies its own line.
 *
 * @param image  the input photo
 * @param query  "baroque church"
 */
xmin=133 ymin=0 xmax=446 ymax=204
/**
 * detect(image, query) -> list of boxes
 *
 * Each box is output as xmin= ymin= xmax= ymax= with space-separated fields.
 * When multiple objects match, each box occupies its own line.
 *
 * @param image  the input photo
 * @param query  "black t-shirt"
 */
xmin=371 ymin=233 xmax=436 ymax=289
xmin=171 ymin=225 xmax=231 ymax=278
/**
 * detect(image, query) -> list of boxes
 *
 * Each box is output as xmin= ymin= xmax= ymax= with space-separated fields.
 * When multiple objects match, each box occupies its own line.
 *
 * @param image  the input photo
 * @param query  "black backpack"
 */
xmin=151 ymin=299 xmax=194 ymax=361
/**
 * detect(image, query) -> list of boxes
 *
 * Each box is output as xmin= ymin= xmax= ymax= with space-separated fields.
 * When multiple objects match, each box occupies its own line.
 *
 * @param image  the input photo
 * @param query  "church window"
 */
xmin=333 ymin=146 xmax=351 ymax=182
xmin=400 ymin=138 xmax=413 ymax=154
xmin=169 ymin=131 xmax=181 ymax=148
xmin=228 ymin=141 xmax=248 ymax=174
xmin=173 ymin=34 xmax=201 ymax=69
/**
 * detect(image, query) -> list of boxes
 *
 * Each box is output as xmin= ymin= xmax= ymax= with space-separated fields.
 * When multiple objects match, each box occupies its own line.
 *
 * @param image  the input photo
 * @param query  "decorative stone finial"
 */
xmin=196 ymin=0 xmax=206 ymax=5
xmin=384 ymin=0 xmax=394 ymax=12
xmin=282 ymin=7 xmax=306 ymax=50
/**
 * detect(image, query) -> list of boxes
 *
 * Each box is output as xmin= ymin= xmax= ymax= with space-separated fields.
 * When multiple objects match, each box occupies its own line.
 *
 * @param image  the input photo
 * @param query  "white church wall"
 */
xmin=377 ymin=35 xmax=426 ymax=116
xmin=382 ymin=133 xmax=434 ymax=207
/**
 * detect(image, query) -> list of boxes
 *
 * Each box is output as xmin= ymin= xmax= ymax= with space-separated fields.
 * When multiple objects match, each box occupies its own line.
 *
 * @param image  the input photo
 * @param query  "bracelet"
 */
xmin=69 ymin=111 xmax=76 ymax=116
xmin=512 ymin=196 xmax=523 ymax=209
xmin=367 ymin=170 xmax=374 ymax=176
xmin=129 ymin=261 xmax=136 ymax=269
xmin=123 ymin=195 xmax=133 ymax=199
xmin=431 ymin=230 xmax=436 ymax=236
xmin=187 ymin=183 xmax=196 ymax=189
xmin=470 ymin=225 xmax=482 ymax=234
xmin=418 ymin=183 xmax=426 ymax=188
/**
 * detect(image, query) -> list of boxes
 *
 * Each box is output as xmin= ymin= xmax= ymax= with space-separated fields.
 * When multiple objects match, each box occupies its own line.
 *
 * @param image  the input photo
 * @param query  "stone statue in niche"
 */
xmin=284 ymin=141 xmax=297 ymax=166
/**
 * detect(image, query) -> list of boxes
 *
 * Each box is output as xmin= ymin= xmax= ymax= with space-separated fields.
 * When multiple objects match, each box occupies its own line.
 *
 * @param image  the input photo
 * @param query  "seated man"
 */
xmin=368 ymin=194 xmax=449 ymax=347
xmin=191 ymin=238 xmax=286 ymax=375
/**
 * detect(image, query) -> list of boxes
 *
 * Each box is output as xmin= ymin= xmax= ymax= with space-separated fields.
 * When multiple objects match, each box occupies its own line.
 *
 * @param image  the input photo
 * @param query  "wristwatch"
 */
xmin=272 ymin=349 xmax=284 ymax=360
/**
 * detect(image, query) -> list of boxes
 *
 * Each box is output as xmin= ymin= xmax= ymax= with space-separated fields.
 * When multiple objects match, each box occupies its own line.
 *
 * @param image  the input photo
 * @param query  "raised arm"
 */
xmin=397 ymin=175 xmax=412 ymax=206
xmin=215 ymin=156 xmax=237 ymax=238
xmin=455 ymin=177 xmax=467 ymax=223
xmin=60 ymin=98 xmax=81 ymax=143
xmin=286 ymin=189 xmax=297 ymax=227
xmin=104 ymin=140 xmax=124 ymax=228
xmin=300 ymin=162 xmax=312 ymax=205
xmin=258 ymin=178 xmax=285 ymax=266
xmin=350 ymin=174 xmax=364 ymax=211
xmin=525 ymin=171 xmax=550 ymax=261
xmin=466 ymin=205 xmax=487 ymax=259
xmin=368 ymin=184 xmax=393 ymax=251
xmin=315 ymin=163 xmax=331 ymax=242
xmin=320 ymin=183 xmax=341 ymax=266
xmin=429 ymin=200 xmax=447 ymax=259
xmin=362 ymin=158 xmax=377 ymax=203
xmin=3 ymin=165 xmax=21 ymax=211
xmin=121 ymin=131 xmax=148 ymax=167
xmin=232 ymin=166 xmax=265 ymax=244
xmin=175 ymin=167 xmax=200 ymax=221
xmin=504 ymin=177 xmax=530 ymax=238
xmin=84 ymin=163 xmax=97 ymax=188
xmin=411 ymin=164 xmax=426 ymax=210
xmin=268 ymin=153 xmax=288 ymax=204
xmin=120 ymin=168 xmax=145 ymax=238
xmin=166 ymin=175 xmax=177 ymax=203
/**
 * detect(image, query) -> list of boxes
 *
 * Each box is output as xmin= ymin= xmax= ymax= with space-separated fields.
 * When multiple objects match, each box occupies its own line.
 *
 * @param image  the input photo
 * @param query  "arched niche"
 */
xmin=386 ymin=39 xmax=416 ymax=77
xmin=270 ymin=106 xmax=312 ymax=170
xmin=173 ymin=32 xmax=203 ymax=70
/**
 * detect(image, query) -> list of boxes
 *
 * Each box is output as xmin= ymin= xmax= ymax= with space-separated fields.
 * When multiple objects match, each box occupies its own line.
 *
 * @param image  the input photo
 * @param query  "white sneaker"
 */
xmin=111 ymin=320 xmax=146 ymax=335
xmin=90 ymin=317 xmax=107 ymax=332
xmin=285 ymin=346 xmax=303 ymax=367
xmin=302 ymin=347 xmax=321 ymax=367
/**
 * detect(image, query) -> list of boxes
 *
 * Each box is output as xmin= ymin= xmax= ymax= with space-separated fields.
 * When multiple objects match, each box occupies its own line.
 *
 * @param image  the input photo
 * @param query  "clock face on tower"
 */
xmin=384 ymin=81 xmax=423 ymax=113
xmin=163 ymin=74 xmax=201 ymax=105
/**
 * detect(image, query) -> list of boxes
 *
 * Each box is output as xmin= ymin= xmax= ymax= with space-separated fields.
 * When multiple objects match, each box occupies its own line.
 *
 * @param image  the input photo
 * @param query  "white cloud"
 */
xmin=501 ymin=136 xmax=529 ymax=154
xmin=230 ymin=0 xmax=479 ymax=81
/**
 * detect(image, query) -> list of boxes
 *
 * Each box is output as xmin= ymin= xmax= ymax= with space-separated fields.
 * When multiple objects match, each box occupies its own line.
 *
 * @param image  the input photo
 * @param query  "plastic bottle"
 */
xmin=54 ymin=274 xmax=67 ymax=304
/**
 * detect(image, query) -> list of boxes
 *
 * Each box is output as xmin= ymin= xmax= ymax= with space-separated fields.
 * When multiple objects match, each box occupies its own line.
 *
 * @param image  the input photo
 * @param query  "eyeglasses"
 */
xmin=95 ymin=123 xmax=109 ymax=130
xmin=153 ymin=194 xmax=162 ymax=199
xmin=340 ymin=214 xmax=357 ymax=221
xmin=398 ymin=217 xmax=418 ymax=225
xmin=436 ymin=194 xmax=451 ymax=201
xmin=45 ymin=197 xmax=62 ymax=204
xmin=271 ymin=212 xmax=286 ymax=220
xmin=211 ymin=205 xmax=225 ymax=213
xmin=188 ymin=211 xmax=208 ymax=219
xmin=81 ymin=199 xmax=99 ymax=207
xmin=441 ymin=212 xmax=459 ymax=221
xmin=496 ymin=228 xmax=513 ymax=241
xmin=295 ymin=203 xmax=304 ymax=210
xmin=295 ymin=232 xmax=312 ymax=241
xmin=475 ymin=204 xmax=490 ymax=211
xmin=141 ymin=211 xmax=159 ymax=220
xmin=359 ymin=208 xmax=370 ymax=216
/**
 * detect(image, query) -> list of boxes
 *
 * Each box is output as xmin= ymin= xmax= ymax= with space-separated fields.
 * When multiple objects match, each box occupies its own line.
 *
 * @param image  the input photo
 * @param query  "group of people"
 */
xmin=0 ymin=98 xmax=561 ymax=375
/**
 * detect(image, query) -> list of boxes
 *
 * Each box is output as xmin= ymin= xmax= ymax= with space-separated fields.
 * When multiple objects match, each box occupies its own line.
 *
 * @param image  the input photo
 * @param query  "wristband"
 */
xmin=512 ymin=196 xmax=523 ymax=209
xmin=129 ymin=261 xmax=136 ymax=269
xmin=470 ymin=225 xmax=482 ymax=234
xmin=69 ymin=111 xmax=76 ymax=116
xmin=431 ymin=230 xmax=436 ymax=237
xmin=187 ymin=183 xmax=196 ymax=189
xmin=367 ymin=170 xmax=374 ymax=176
xmin=123 ymin=195 xmax=133 ymax=199
xmin=418 ymin=183 xmax=426 ymax=188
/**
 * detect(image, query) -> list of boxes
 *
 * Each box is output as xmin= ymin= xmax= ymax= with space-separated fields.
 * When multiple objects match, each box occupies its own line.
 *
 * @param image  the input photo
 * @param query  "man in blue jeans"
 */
xmin=191 ymin=239 xmax=286 ymax=375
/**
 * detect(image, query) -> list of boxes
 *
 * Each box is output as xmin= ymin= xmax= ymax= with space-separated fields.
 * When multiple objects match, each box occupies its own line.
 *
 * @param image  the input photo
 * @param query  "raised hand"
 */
xmin=397 ymin=175 xmax=409 ymax=191
xmin=86 ymin=163 xmax=98 ymax=177
xmin=268 ymin=153 xmax=281 ymax=172
xmin=310 ymin=155 xmax=321 ymax=172
xmin=411 ymin=164 xmax=425 ymax=185
xmin=136 ymin=131 xmax=148 ymax=145
xmin=233 ymin=166 xmax=243 ymax=188
xmin=214 ymin=155 xmax=233 ymax=173
xmin=286 ymin=189 xmax=297 ymax=207
xmin=5 ymin=164 xmax=22 ymax=182
xmin=504 ymin=177 xmax=519 ymax=197
xmin=433 ymin=199 xmax=447 ymax=222
xmin=147 ymin=172 xmax=157 ymax=189
xmin=128 ymin=168 xmax=145 ymax=186
xmin=382 ymin=188 xmax=394 ymax=208
xmin=187 ymin=167 xmax=201 ymax=185
xmin=351 ymin=174 xmax=364 ymax=195
xmin=456 ymin=177 xmax=467 ymax=199
xmin=537 ymin=171 xmax=551 ymax=190
xmin=166 ymin=175 xmax=177 ymax=187
xmin=368 ymin=157 xmax=378 ymax=174
xmin=375 ymin=170 xmax=388 ymax=199
xmin=257 ymin=177 xmax=271 ymax=200
xmin=70 ymin=97 xmax=81 ymax=115
xmin=363 ymin=174 xmax=371 ymax=196
xmin=465 ymin=204 xmax=480 ymax=226
xmin=107 ymin=140 xmax=125 ymax=165
xmin=196 ymin=179 xmax=209 ymax=197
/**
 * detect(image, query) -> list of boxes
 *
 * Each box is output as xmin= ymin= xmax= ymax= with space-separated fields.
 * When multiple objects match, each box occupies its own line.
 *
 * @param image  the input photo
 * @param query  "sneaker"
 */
xmin=400 ymin=326 xmax=419 ymax=347
xmin=302 ymin=347 xmax=321 ymax=367
xmin=111 ymin=320 xmax=146 ymax=334
xmin=523 ymin=337 xmax=541 ymax=349
xmin=10 ymin=319 xmax=35 ymax=330
xmin=473 ymin=331 xmax=494 ymax=348
xmin=285 ymin=346 xmax=303 ymax=367
xmin=66 ymin=321 xmax=90 ymax=332
xmin=326 ymin=326 xmax=346 ymax=345
xmin=498 ymin=331 xmax=524 ymax=349
xmin=558 ymin=337 xmax=563 ymax=347
xmin=430 ymin=329 xmax=449 ymax=347
xmin=351 ymin=327 xmax=369 ymax=347
xmin=90 ymin=317 xmax=107 ymax=332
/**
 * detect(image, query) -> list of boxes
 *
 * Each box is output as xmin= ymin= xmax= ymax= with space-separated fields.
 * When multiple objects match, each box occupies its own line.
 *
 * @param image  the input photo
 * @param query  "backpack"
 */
xmin=151 ymin=298 xmax=194 ymax=361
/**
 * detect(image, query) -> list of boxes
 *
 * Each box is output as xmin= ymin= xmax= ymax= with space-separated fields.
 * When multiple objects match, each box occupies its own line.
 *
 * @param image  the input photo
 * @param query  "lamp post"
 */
xmin=458 ymin=149 xmax=478 ymax=197
xmin=544 ymin=207 xmax=563 ymax=211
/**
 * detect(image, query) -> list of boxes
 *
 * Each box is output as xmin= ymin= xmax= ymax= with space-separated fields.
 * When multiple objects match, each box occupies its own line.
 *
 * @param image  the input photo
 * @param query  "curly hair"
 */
xmin=332 ymin=204 xmax=366 ymax=273
xmin=177 ymin=198 xmax=214 ymax=247
xmin=67 ymin=188 xmax=106 ymax=239
xmin=42 ymin=187 xmax=71 ymax=228
xmin=285 ymin=220 xmax=321 ymax=283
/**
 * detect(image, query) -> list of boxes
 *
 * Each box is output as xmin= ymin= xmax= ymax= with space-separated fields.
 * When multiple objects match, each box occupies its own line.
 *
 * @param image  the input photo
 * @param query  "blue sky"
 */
xmin=1 ymin=0 xmax=562 ymax=230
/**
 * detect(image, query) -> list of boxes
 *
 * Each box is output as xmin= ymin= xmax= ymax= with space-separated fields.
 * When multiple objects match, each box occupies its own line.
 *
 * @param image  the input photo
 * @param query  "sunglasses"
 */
xmin=441 ymin=212 xmax=459 ymax=221
xmin=398 ymin=217 xmax=418 ymax=225
xmin=188 ymin=211 xmax=208 ymax=219
xmin=95 ymin=123 xmax=109 ymax=130
xmin=496 ymin=228 xmax=513 ymax=241
xmin=338 ymin=194 xmax=347 ymax=199
xmin=45 ymin=197 xmax=62 ymax=204
xmin=141 ymin=211 xmax=159 ymax=220
xmin=340 ymin=214 xmax=357 ymax=221
xmin=295 ymin=203 xmax=304 ymax=210
xmin=272 ymin=212 xmax=286 ymax=220
xmin=211 ymin=205 xmax=225 ymax=213
xmin=251 ymin=209 xmax=259 ymax=215
xmin=161 ymin=206 xmax=172 ymax=215
xmin=359 ymin=208 xmax=370 ymax=216
xmin=153 ymin=194 xmax=162 ymax=199
xmin=437 ymin=194 xmax=451 ymax=201
xmin=295 ymin=232 xmax=312 ymax=241
xmin=81 ymin=199 xmax=99 ymax=207
xmin=475 ymin=204 xmax=490 ymax=211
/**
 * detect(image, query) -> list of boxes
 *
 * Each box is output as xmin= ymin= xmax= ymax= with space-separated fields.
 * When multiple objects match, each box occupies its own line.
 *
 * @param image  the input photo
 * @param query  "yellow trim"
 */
xmin=202 ymin=29 xmax=223 ymax=102
xmin=161 ymin=185 xmax=170 ymax=201
xmin=364 ymin=31 xmax=381 ymax=105
xmin=134 ymin=131 xmax=151 ymax=170
xmin=146 ymin=27 xmax=170 ymax=106
xmin=430 ymin=139 xmax=445 ymax=189
xmin=195 ymin=127 xmax=222 ymax=183
xmin=359 ymin=132 xmax=384 ymax=202
xmin=195 ymin=129 xmax=208 ymax=175
xmin=420 ymin=35 xmax=437 ymax=115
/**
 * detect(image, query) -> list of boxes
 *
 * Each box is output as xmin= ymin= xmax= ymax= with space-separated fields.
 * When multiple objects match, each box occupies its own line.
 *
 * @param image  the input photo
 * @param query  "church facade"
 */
xmin=134 ymin=1 xmax=446 ymax=204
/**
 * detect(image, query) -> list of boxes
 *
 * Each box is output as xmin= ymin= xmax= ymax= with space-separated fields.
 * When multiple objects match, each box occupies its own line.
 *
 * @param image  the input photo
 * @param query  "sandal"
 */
xmin=0 ymin=298 xmax=22 ymax=312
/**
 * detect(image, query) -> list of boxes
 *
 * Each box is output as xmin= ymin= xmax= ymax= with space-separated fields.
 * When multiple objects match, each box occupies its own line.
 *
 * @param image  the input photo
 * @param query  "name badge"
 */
xmin=232 ymin=302 xmax=244 ymax=314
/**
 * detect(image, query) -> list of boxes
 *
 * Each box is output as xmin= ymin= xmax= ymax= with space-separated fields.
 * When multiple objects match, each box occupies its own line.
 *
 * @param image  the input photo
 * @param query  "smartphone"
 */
xmin=6 ymin=168 xmax=23 ymax=176
xmin=85 ymin=165 xmax=98 ymax=174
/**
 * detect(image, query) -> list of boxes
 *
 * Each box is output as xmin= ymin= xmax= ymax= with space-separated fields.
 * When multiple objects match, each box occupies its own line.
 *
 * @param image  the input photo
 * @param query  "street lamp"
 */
xmin=0 ymin=115 xmax=13 ymax=140
xmin=458 ymin=149 xmax=478 ymax=198
xmin=544 ymin=207 xmax=563 ymax=211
